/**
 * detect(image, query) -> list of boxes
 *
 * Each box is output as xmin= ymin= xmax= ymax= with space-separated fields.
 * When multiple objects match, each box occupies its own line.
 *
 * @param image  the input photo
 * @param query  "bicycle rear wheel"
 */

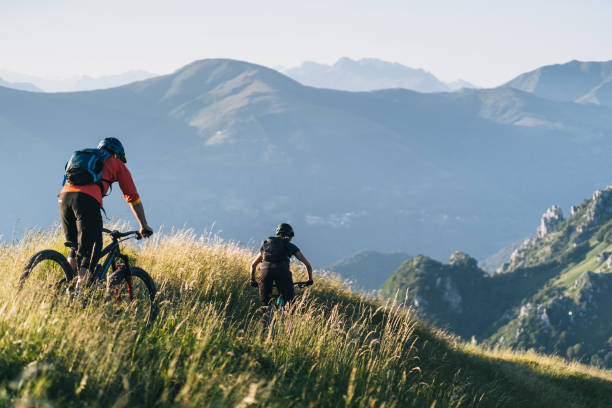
xmin=112 ymin=267 xmax=157 ymax=324
xmin=261 ymin=296 xmax=284 ymax=328
xmin=20 ymin=250 xmax=74 ymax=293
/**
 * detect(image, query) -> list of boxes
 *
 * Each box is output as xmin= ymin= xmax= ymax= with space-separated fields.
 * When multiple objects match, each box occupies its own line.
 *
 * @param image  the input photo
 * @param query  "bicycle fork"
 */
xmin=114 ymin=276 xmax=134 ymax=303
xmin=113 ymin=254 xmax=134 ymax=303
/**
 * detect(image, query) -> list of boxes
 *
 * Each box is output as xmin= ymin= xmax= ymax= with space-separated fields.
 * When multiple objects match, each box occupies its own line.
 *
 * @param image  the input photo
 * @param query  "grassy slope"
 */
xmin=554 ymin=240 xmax=612 ymax=292
xmin=2 ymin=229 xmax=612 ymax=407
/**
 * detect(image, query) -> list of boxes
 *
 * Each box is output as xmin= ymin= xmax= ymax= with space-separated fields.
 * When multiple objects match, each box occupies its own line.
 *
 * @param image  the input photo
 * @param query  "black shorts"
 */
xmin=58 ymin=192 xmax=102 ymax=269
xmin=257 ymin=261 xmax=295 ymax=305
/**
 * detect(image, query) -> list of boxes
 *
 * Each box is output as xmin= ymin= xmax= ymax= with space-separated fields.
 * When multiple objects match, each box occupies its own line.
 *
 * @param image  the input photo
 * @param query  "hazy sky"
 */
xmin=2 ymin=0 xmax=611 ymax=87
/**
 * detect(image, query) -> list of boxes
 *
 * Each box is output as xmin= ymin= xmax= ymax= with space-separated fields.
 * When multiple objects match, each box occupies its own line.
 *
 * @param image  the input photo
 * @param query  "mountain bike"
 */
xmin=20 ymin=228 xmax=157 ymax=324
xmin=259 ymin=281 xmax=311 ymax=328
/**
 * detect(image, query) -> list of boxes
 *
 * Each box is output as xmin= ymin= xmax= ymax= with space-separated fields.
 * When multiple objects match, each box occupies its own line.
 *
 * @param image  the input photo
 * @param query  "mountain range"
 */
xmin=0 ymin=77 xmax=40 ymax=92
xmin=3 ymin=58 xmax=612 ymax=266
xmin=0 ymin=70 xmax=156 ymax=92
xmin=281 ymin=57 xmax=477 ymax=92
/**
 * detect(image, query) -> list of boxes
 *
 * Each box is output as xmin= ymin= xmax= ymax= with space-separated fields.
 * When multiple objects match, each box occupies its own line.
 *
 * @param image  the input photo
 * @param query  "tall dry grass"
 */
xmin=2 ymin=227 xmax=612 ymax=407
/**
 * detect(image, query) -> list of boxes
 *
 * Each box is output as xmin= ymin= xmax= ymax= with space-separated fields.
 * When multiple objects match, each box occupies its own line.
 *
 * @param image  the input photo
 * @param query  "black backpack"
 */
xmin=63 ymin=148 xmax=112 ymax=195
xmin=262 ymin=237 xmax=290 ymax=263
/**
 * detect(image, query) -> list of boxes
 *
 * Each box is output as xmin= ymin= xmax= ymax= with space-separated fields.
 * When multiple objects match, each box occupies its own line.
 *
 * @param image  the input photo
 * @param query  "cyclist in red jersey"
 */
xmin=58 ymin=138 xmax=153 ymax=290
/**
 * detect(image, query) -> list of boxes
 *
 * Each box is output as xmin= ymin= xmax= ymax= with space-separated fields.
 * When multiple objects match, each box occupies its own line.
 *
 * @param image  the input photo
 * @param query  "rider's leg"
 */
xmin=276 ymin=267 xmax=295 ymax=305
xmin=73 ymin=194 xmax=103 ymax=289
xmin=76 ymin=267 xmax=91 ymax=287
xmin=257 ymin=262 xmax=274 ymax=305
xmin=59 ymin=194 xmax=78 ymax=275
xmin=257 ymin=262 xmax=278 ymax=327
xmin=67 ymin=247 xmax=77 ymax=275
xmin=67 ymin=256 xmax=77 ymax=274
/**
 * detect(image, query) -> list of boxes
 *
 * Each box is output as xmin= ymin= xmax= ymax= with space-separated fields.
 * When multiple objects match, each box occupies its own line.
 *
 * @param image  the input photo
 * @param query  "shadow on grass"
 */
xmin=416 ymin=326 xmax=612 ymax=408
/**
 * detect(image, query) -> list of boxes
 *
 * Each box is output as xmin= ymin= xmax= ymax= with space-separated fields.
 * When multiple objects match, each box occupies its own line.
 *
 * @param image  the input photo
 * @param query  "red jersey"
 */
xmin=60 ymin=156 xmax=140 ymax=206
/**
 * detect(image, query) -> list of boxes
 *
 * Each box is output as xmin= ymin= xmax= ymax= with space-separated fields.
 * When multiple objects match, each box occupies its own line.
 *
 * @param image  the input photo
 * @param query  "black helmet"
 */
xmin=275 ymin=223 xmax=294 ymax=238
xmin=97 ymin=137 xmax=126 ymax=163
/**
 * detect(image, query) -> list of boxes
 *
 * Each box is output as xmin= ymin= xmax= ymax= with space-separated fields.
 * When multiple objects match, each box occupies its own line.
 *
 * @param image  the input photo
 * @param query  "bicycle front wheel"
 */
xmin=112 ymin=267 xmax=157 ymax=324
xmin=20 ymin=250 xmax=74 ymax=293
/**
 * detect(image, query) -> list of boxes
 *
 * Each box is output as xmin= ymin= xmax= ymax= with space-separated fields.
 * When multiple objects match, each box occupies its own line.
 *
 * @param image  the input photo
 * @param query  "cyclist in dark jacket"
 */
xmin=250 ymin=223 xmax=313 ymax=305
xmin=58 ymin=137 xmax=153 ymax=290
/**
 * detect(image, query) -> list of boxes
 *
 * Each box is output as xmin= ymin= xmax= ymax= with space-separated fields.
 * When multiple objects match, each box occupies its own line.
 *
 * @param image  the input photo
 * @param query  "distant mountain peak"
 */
xmin=0 ymin=77 xmax=41 ymax=92
xmin=153 ymin=58 xmax=301 ymax=103
xmin=334 ymin=57 xmax=430 ymax=77
xmin=503 ymin=58 xmax=612 ymax=106
xmin=281 ymin=57 xmax=477 ymax=93
xmin=0 ymin=69 xmax=156 ymax=92
xmin=447 ymin=79 xmax=478 ymax=91
xmin=170 ymin=58 xmax=299 ymax=87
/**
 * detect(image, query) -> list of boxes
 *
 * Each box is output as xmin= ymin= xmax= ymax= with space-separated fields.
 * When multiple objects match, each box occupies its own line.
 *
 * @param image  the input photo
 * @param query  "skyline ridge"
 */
xmin=3 ymin=56 xmax=612 ymax=95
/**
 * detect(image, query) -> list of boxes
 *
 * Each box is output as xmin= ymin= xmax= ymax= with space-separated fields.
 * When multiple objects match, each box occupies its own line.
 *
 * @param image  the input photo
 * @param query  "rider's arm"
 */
xmin=110 ymin=158 xmax=140 ymax=204
xmin=129 ymin=201 xmax=153 ymax=237
xmin=113 ymin=159 xmax=153 ymax=237
xmin=250 ymin=254 xmax=263 ymax=281
xmin=294 ymin=251 xmax=313 ymax=283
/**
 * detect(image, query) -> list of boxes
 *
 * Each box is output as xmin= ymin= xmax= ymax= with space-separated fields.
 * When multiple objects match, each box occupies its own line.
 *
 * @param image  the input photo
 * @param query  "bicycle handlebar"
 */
xmin=102 ymin=228 xmax=142 ymax=240
xmin=250 ymin=280 xmax=313 ymax=289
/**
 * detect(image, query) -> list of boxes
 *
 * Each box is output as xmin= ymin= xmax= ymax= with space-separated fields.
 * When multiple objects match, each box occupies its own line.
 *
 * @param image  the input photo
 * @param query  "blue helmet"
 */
xmin=97 ymin=137 xmax=126 ymax=163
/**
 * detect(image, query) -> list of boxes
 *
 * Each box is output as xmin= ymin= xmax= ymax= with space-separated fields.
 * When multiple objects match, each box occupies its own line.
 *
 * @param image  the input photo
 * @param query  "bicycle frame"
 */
xmin=261 ymin=281 xmax=310 ymax=328
xmin=268 ymin=281 xmax=311 ymax=308
xmin=92 ymin=241 xmax=128 ymax=283
xmin=88 ymin=229 xmax=140 ymax=285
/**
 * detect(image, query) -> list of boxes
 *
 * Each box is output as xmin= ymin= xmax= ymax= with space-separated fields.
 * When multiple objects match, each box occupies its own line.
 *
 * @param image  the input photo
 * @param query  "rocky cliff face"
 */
xmin=498 ymin=186 xmax=612 ymax=273
xmin=439 ymin=275 xmax=463 ymax=313
xmin=581 ymin=187 xmax=612 ymax=226
xmin=497 ymin=204 xmax=564 ymax=273
xmin=537 ymin=205 xmax=564 ymax=238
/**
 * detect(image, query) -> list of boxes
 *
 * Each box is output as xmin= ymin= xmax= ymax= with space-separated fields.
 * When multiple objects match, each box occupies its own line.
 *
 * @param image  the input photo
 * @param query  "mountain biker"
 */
xmin=58 ymin=137 xmax=153 ymax=290
xmin=250 ymin=223 xmax=313 ymax=305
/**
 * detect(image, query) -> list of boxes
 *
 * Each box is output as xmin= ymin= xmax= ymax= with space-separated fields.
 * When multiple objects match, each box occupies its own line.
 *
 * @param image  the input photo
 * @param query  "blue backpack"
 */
xmin=63 ymin=148 xmax=112 ymax=194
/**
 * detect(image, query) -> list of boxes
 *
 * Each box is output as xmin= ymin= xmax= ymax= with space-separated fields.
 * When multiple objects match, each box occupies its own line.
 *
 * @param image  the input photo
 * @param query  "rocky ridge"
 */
xmin=537 ymin=205 xmax=564 ymax=238
xmin=381 ymin=183 xmax=612 ymax=367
